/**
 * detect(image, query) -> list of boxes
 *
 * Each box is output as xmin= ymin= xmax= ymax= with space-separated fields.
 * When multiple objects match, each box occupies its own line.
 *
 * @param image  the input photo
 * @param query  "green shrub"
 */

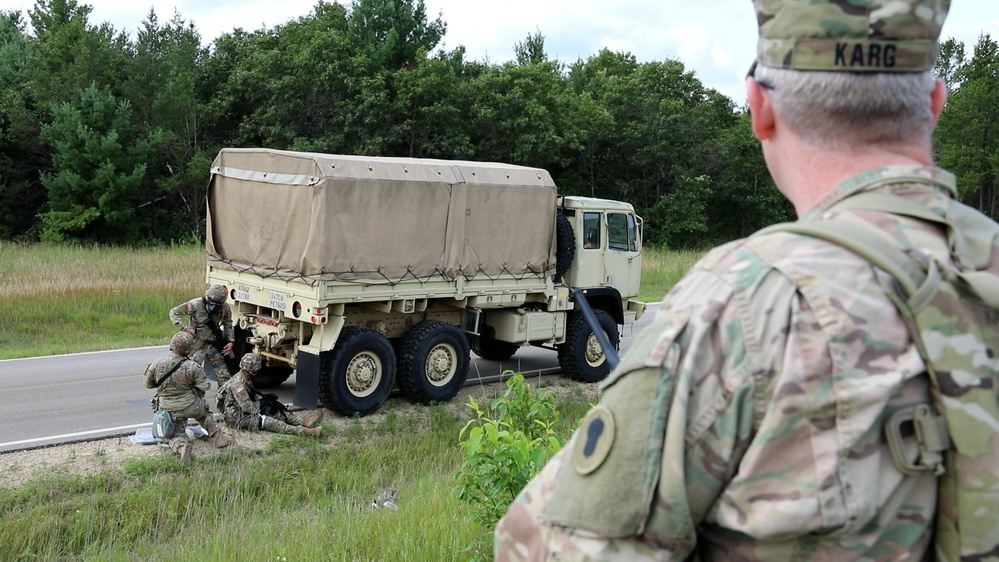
xmin=454 ymin=373 xmax=565 ymax=558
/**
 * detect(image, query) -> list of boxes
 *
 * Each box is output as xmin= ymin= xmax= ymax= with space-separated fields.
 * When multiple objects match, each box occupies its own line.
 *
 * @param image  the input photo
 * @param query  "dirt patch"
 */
xmin=0 ymin=376 xmax=599 ymax=490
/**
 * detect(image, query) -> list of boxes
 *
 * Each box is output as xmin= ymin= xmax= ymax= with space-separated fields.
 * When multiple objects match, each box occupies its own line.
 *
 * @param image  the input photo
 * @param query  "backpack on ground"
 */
xmin=760 ymin=190 xmax=999 ymax=561
xmin=152 ymin=409 xmax=175 ymax=440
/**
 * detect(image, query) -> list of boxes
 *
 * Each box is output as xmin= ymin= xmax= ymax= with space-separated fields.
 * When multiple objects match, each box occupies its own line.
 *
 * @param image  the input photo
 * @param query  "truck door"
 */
xmin=603 ymin=212 xmax=641 ymax=297
xmin=569 ymin=211 xmax=606 ymax=289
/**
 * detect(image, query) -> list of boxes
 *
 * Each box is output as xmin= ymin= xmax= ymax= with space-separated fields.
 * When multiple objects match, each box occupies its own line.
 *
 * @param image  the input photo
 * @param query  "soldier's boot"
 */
xmin=302 ymin=410 xmax=324 ymax=428
xmin=171 ymin=439 xmax=192 ymax=466
xmin=303 ymin=426 xmax=323 ymax=437
xmin=210 ymin=430 xmax=233 ymax=449
xmin=203 ymin=416 xmax=233 ymax=448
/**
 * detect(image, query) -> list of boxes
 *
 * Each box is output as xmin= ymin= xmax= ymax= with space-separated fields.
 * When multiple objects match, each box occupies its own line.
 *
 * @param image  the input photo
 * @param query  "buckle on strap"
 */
xmin=885 ymin=403 xmax=950 ymax=476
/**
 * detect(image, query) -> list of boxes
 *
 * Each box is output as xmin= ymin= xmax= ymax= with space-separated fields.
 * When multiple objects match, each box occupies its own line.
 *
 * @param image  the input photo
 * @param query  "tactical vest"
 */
xmin=760 ymin=190 xmax=999 ymax=561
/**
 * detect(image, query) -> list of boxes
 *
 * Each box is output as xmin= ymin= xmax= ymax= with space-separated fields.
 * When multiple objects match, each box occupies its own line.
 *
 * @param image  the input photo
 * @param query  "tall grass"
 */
xmin=0 ymin=405 xmax=479 ymax=560
xmin=0 ymin=243 xmax=205 ymax=359
xmin=637 ymin=245 xmax=705 ymax=304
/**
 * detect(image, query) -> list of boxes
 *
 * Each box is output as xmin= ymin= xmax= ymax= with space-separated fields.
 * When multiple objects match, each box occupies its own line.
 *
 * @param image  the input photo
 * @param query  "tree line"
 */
xmin=1 ymin=0 xmax=996 ymax=248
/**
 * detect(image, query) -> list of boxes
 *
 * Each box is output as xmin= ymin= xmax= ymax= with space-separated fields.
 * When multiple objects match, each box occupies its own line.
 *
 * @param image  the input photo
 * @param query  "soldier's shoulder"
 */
xmin=148 ymin=356 xmax=173 ymax=369
xmin=667 ymin=236 xmax=795 ymax=302
xmin=180 ymin=358 xmax=204 ymax=373
xmin=221 ymin=374 xmax=245 ymax=391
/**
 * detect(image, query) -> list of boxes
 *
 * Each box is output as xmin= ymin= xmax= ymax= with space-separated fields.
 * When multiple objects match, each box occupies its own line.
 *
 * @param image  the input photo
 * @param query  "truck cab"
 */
xmin=559 ymin=196 xmax=644 ymax=323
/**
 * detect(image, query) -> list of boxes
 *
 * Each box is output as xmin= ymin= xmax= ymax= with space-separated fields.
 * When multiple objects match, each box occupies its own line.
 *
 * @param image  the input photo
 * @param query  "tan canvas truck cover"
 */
xmin=207 ymin=148 xmax=558 ymax=285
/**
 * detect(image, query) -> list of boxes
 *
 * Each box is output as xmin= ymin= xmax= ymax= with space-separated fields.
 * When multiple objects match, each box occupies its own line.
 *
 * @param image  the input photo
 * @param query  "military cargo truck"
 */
xmin=206 ymin=148 xmax=645 ymax=416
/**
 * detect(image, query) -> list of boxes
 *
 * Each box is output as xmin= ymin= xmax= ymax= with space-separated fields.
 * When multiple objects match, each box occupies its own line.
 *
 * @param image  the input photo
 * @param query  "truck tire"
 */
xmin=231 ymin=326 xmax=292 ymax=389
xmin=554 ymin=211 xmax=575 ymax=282
xmin=319 ymin=327 xmax=396 ymax=416
xmin=558 ymin=310 xmax=619 ymax=383
xmin=471 ymin=325 xmax=519 ymax=361
xmin=397 ymin=320 xmax=470 ymax=404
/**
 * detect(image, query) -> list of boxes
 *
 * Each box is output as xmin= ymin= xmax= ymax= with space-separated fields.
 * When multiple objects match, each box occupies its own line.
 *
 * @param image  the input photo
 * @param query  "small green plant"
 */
xmin=376 ymin=410 xmax=402 ymax=435
xmin=344 ymin=414 xmax=365 ymax=442
xmin=455 ymin=373 xmax=565 ymax=559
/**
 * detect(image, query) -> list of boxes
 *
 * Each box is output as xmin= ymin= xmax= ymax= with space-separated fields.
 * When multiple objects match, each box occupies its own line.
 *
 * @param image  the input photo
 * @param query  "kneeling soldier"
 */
xmin=217 ymin=353 xmax=323 ymax=437
xmin=145 ymin=331 xmax=233 ymax=465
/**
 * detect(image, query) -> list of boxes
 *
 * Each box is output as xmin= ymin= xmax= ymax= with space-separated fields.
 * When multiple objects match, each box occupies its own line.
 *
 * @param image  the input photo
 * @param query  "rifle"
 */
xmin=249 ymin=385 xmax=290 ymax=418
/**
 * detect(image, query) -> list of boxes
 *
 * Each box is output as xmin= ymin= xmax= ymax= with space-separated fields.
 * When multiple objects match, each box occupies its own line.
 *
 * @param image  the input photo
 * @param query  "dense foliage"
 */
xmin=1 ymin=0 xmax=996 ymax=246
xmin=456 ymin=373 xmax=566 ymax=560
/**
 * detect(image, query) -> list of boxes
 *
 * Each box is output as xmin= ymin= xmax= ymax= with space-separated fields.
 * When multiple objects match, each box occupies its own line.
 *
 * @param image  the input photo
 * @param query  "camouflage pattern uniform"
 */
xmin=216 ymin=370 xmax=315 ymax=435
xmin=496 ymin=1 xmax=999 ymax=560
xmin=755 ymin=0 xmax=948 ymax=73
xmin=144 ymin=348 xmax=225 ymax=453
xmin=169 ymin=286 xmax=235 ymax=386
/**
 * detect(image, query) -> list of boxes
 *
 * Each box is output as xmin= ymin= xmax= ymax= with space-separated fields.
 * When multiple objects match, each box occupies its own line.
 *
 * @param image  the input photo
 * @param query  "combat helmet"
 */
xmin=204 ymin=284 xmax=227 ymax=303
xmin=170 ymin=331 xmax=194 ymax=356
xmin=204 ymin=284 xmax=228 ymax=313
xmin=239 ymin=353 xmax=262 ymax=374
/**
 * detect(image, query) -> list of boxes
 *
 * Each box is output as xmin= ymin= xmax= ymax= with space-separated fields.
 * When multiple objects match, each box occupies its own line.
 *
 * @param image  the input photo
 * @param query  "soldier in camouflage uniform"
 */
xmin=217 ymin=353 xmax=324 ymax=437
xmin=496 ymin=1 xmax=999 ymax=560
xmin=169 ymin=284 xmax=235 ymax=387
xmin=144 ymin=332 xmax=232 ymax=464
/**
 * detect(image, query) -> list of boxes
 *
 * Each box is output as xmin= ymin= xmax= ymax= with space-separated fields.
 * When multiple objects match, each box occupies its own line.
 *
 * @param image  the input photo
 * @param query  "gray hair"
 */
xmin=754 ymin=66 xmax=936 ymax=149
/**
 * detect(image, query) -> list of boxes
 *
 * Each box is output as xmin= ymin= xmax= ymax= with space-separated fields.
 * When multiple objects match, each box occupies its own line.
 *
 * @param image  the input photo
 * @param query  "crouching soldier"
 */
xmin=169 ymin=284 xmax=236 ymax=387
xmin=217 ymin=353 xmax=324 ymax=437
xmin=145 ymin=331 xmax=233 ymax=464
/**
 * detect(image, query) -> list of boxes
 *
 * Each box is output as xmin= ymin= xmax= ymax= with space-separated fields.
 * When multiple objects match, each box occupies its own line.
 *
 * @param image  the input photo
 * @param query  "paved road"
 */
xmin=0 ymin=304 xmax=657 ymax=453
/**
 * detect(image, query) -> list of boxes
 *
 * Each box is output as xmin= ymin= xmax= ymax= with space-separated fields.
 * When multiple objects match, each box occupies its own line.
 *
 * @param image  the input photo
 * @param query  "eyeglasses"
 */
xmin=746 ymin=60 xmax=776 ymax=90
xmin=206 ymin=301 xmax=222 ymax=313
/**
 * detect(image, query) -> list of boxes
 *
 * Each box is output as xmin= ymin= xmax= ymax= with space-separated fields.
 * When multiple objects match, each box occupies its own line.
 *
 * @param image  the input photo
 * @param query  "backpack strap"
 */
xmin=153 ymin=358 xmax=186 ymax=388
xmin=758 ymin=212 xmax=950 ymax=475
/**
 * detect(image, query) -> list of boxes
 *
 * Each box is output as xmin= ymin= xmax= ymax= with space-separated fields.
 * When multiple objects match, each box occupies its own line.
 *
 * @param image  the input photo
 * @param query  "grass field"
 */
xmin=0 ymin=403 xmax=511 ymax=561
xmin=0 ymin=243 xmax=206 ymax=359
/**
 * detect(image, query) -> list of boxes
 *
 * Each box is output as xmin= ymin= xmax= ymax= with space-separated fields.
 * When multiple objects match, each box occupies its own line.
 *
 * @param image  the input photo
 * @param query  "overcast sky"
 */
xmin=2 ymin=0 xmax=998 ymax=104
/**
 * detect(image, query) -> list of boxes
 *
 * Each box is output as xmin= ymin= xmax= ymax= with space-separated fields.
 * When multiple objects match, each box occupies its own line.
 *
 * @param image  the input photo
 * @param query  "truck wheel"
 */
xmin=558 ymin=310 xmax=619 ymax=383
xmin=319 ymin=327 xmax=396 ymax=416
xmin=471 ymin=326 xmax=519 ymax=361
xmin=397 ymin=320 xmax=470 ymax=404
xmin=554 ymin=211 xmax=575 ymax=283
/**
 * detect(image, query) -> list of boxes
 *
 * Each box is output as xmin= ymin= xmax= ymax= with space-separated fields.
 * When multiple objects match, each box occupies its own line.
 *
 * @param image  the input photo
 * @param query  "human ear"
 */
xmin=747 ymin=78 xmax=775 ymax=140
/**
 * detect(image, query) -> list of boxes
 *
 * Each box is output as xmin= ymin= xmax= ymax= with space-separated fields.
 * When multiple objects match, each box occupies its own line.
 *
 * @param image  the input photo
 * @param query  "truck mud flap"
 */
xmin=293 ymin=352 xmax=321 ymax=410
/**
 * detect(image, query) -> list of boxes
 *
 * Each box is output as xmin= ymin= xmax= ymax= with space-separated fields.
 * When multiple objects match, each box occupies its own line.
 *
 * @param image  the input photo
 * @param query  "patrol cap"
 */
xmin=752 ymin=0 xmax=950 ymax=72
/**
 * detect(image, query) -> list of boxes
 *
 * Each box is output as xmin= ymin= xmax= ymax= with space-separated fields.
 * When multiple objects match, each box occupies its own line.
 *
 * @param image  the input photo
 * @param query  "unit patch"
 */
xmin=573 ymin=406 xmax=616 ymax=475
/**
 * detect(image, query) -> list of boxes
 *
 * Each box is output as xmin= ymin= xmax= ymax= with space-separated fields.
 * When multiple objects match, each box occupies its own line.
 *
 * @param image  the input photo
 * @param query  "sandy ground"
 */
xmin=0 ymin=377 xmax=599 ymax=490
